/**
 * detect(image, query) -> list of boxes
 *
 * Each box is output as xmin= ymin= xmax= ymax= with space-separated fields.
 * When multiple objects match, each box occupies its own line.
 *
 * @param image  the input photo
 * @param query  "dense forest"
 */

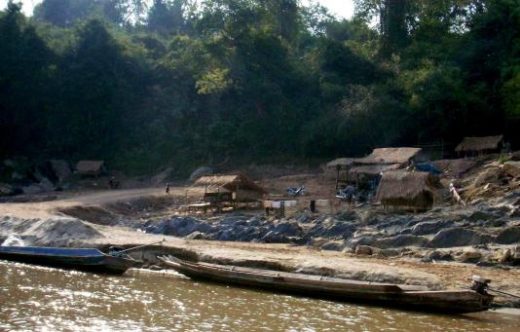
xmin=0 ymin=0 xmax=519 ymax=175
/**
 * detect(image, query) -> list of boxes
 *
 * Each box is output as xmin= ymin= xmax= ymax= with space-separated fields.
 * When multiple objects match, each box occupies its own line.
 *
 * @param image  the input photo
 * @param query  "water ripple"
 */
xmin=0 ymin=261 xmax=519 ymax=332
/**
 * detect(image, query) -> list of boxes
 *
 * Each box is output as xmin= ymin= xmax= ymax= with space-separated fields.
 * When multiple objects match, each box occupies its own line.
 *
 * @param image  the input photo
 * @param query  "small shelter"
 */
xmin=375 ymin=171 xmax=438 ymax=212
xmin=348 ymin=147 xmax=423 ymax=186
xmin=326 ymin=158 xmax=355 ymax=189
xmin=326 ymin=158 xmax=355 ymax=170
xmin=455 ymin=135 xmax=504 ymax=156
xmin=348 ymin=164 xmax=401 ymax=188
xmin=355 ymin=147 xmax=423 ymax=166
xmin=75 ymin=160 xmax=105 ymax=177
xmin=191 ymin=174 xmax=266 ymax=203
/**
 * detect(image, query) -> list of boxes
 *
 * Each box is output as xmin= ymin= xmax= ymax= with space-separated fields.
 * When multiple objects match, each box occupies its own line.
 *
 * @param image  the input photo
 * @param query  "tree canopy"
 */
xmin=0 ymin=0 xmax=518 ymax=175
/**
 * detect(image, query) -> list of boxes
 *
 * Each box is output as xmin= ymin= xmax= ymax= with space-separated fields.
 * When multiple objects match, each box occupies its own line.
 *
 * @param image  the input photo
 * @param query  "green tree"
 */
xmin=0 ymin=2 xmax=52 ymax=157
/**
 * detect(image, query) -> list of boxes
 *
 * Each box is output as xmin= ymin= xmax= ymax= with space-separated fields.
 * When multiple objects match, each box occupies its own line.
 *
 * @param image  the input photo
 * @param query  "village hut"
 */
xmin=347 ymin=147 xmax=423 ymax=186
xmin=355 ymin=147 xmax=423 ymax=166
xmin=348 ymin=164 xmax=401 ymax=187
xmin=326 ymin=158 xmax=355 ymax=170
xmin=325 ymin=158 xmax=355 ymax=188
xmin=455 ymin=135 xmax=504 ymax=157
xmin=191 ymin=174 xmax=266 ymax=203
xmin=75 ymin=160 xmax=106 ymax=177
xmin=375 ymin=171 xmax=439 ymax=212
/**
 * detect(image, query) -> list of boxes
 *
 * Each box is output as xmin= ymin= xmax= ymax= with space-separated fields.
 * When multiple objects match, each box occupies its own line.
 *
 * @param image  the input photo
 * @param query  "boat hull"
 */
xmin=160 ymin=256 xmax=493 ymax=314
xmin=0 ymin=247 xmax=137 ymax=275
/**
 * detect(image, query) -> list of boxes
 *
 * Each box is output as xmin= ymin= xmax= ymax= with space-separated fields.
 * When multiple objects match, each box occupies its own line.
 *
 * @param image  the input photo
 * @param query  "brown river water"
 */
xmin=1 ymin=261 xmax=519 ymax=332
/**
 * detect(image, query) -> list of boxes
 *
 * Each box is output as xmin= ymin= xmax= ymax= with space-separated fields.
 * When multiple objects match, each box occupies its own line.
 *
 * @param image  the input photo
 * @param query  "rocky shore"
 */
xmin=1 ymin=185 xmax=519 ymax=307
xmin=138 ymin=190 xmax=520 ymax=266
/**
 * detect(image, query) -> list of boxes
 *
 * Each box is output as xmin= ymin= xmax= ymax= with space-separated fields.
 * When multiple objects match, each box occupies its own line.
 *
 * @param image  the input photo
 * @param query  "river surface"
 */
xmin=1 ymin=261 xmax=519 ymax=332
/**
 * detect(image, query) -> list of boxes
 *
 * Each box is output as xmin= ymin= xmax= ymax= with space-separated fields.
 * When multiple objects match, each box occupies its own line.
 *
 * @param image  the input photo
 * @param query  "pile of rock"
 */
xmin=0 ymin=216 xmax=103 ymax=246
xmin=140 ymin=196 xmax=520 ymax=267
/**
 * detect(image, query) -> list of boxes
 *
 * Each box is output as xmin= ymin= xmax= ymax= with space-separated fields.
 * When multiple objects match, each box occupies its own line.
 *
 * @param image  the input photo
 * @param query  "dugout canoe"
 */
xmin=0 ymin=246 xmax=138 ymax=275
xmin=158 ymin=255 xmax=493 ymax=314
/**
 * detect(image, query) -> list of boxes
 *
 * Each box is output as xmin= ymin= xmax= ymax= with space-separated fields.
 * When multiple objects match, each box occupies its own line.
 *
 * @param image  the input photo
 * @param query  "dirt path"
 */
xmin=0 ymin=187 xmax=184 ymax=218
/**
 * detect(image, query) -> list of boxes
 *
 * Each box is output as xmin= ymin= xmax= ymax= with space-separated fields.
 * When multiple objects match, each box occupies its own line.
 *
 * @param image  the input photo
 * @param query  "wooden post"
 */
xmin=335 ymin=165 xmax=340 ymax=191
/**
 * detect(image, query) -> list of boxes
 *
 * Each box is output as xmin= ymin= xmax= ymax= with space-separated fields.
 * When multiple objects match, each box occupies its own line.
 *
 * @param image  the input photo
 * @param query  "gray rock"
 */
xmin=335 ymin=211 xmax=359 ymax=222
xmin=377 ymin=248 xmax=401 ymax=257
xmin=355 ymin=245 xmax=373 ymax=255
xmin=271 ymin=221 xmax=302 ymax=237
xmin=216 ymin=229 xmax=235 ymax=241
xmin=307 ymin=221 xmax=355 ymax=239
xmin=424 ymin=250 xmax=453 ymax=262
xmin=411 ymin=220 xmax=453 ymax=235
xmin=481 ymin=218 xmax=508 ymax=227
xmin=295 ymin=213 xmax=312 ymax=223
xmin=467 ymin=210 xmax=498 ymax=222
xmin=455 ymin=250 xmax=482 ymax=263
xmin=244 ymin=217 xmax=264 ymax=227
xmin=428 ymin=228 xmax=494 ymax=248
xmin=504 ymin=161 xmax=520 ymax=178
xmin=514 ymin=246 xmax=520 ymax=264
xmin=347 ymin=235 xmax=377 ymax=247
xmin=261 ymin=231 xmax=290 ymax=243
xmin=373 ymin=216 xmax=423 ymax=236
xmin=0 ymin=216 xmax=102 ymax=247
xmin=186 ymin=231 xmax=209 ymax=240
xmin=145 ymin=217 xmax=214 ymax=237
xmin=374 ymin=234 xmax=428 ymax=248
xmin=496 ymin=227 xmax=520 ymax=244
xmin=234 ymin=225 xmax=267 ymax=242
xmin=320 ymin=241 xmax=344 ymax=251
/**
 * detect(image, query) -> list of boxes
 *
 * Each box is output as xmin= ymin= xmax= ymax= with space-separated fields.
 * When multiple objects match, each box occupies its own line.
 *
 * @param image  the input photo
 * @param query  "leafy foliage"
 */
xmin=0 ymin=0 xmax=518 ymax=176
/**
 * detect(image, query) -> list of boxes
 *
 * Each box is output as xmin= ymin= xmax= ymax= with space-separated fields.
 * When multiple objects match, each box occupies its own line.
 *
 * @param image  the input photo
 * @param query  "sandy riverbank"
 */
xmin=0 ymin=187 xmax=519 ymax=307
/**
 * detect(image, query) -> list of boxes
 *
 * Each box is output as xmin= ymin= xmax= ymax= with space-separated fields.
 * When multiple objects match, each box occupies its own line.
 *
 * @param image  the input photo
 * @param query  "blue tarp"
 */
xmin=0 ymin=246 xmax=103 ymax=257
xmin=415 ymin=163 xmax=442 ymax=175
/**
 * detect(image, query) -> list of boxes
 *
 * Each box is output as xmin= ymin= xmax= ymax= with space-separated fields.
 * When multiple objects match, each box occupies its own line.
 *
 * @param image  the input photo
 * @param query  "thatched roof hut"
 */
xmin=355 ymin=147 xmax=423 ymax=166
xmin=375 ymin=171 xmax=438 ymax=211
xmin=455 ymin=135 xmax=503 ymax=155
xmin=75 ymin=160 xmax=105 ymax=176
xmin=326 ymin=158 xmax=355 ymax=169
xmin=192 ymin=174 xmax=266 ymax=202
xmin=348 ymin=164 xmax=401 ymax=178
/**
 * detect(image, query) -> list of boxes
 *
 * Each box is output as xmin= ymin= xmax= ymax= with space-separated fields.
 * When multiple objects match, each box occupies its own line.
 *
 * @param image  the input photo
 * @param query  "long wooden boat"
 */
xmin=0 ymin=246 xmax=139 ymax=275
xmin=159 ymin=255 xmax=493 ymax=314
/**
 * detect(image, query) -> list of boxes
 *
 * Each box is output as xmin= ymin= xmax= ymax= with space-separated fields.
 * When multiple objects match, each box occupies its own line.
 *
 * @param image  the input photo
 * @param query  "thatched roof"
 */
xmin=433 ymin=159 xmax=477 ymax=177
xmin=375 ymin=171 xmax=437 ymax=206
xmin=326 ymin=158 xmax=355 ymax=169
xmin=193 ymin=174 xmax=265 ymax=193
xmin=455 ymin=135 xmax=503 ymax=153
xmin=355 ymin=147 xmax=422 ymax=165
xmin=76 ymin=160 xmax=105 ymax=175
xmin=349 ymin=164 xmax=401 ymax=177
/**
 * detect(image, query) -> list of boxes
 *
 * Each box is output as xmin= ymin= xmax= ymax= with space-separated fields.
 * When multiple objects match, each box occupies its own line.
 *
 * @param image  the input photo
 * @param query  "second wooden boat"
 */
xmin=158 ymin=255 xmax=493 ymax=314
